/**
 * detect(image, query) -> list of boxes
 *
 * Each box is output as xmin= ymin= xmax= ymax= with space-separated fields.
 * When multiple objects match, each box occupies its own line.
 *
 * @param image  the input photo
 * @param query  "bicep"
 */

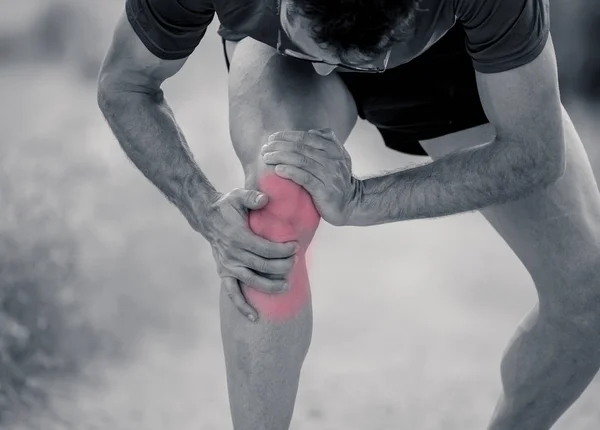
xmin=475 ymin=35 xmax=565 ymax=178
xmin=459 ymin=0 xmax=550 ymax=74
xmin=98 ymin=12 xmax=188 ymax=94
xmin=475 ymin=35 xmax=562 ymax=145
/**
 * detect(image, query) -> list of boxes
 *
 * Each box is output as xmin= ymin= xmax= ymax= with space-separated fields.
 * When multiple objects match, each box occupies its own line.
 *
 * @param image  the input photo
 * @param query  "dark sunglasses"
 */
xmin=275 ymin=1 xmax=392 ymax=73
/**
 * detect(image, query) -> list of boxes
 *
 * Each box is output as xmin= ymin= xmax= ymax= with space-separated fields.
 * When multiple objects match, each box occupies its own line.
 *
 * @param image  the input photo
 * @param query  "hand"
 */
xmin=261 ymin=128 xmax=361 ymax=226
xmin=197 ymin=189 xmax=298 ymax=321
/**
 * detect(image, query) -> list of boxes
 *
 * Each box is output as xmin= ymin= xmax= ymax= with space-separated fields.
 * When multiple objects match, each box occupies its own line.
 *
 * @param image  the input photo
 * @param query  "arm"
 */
xmin=348 ymin=36 xmax=565 ymax=227
xmin=98 ymin=13 xmax=297 ymax=319
xmin=97 ymin=12 xmax=218 ymax=229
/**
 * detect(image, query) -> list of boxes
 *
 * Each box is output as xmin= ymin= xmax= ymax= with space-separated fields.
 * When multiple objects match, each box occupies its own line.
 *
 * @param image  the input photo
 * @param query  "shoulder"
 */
xmin=126 ymin=0 xmax=216 ymax=60
xmin=455 ymin=0 xmax=549 ymax=27
xmin=456 ymin=0 xmax=550 ymax=73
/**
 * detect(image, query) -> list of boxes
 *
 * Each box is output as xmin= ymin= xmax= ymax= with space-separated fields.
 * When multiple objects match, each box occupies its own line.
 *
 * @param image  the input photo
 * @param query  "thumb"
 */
xmin=239 ymin=189 xmax=268 ymax=210
xmin=309 ymin=128 xmax=338 ymax=142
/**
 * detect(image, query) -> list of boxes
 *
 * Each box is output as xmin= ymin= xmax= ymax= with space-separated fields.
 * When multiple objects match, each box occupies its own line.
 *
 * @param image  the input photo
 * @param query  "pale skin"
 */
xmin=97 ymin=4 xmax=600 ymax=430
xmin=230 ymin=6 xmax=600 ymax=430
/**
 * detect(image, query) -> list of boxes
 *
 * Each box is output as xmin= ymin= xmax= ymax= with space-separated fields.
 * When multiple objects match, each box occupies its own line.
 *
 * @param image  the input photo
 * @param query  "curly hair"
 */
xmin=287 ymin=0 xmax=424 ymax=63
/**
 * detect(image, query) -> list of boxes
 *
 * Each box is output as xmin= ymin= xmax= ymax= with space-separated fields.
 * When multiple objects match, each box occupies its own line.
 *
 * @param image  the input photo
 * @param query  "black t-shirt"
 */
xmin=125 ymin=0 xmax=549 ymax=73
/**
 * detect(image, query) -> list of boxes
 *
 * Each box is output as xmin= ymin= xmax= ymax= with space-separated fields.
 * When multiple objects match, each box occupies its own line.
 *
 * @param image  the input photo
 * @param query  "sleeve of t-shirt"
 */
xmin=456 ymin=0 xmax=550 ymax=73
xmin=126 ymin=0 xmax=216 ymax=60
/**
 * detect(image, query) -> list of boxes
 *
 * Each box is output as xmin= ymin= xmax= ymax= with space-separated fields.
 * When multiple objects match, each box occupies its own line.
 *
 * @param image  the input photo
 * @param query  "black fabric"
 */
xmin=458 ymin=0 xmax=550 ymax=73
xmin=222 ymin=37 xmax=231 ymax=71
xmin=221 ymin=26 xmax=489 ymax=157
xmin=338 ymin=26 xmax=489 ymax=156
xmin=126 ymin=0 xmax=215 ymax=60
xmin=126 ymin=0 xmax=549 ymax=74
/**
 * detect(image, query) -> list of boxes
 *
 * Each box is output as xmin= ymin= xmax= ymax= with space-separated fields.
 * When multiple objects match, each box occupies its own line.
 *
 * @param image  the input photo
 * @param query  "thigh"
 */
xmin=224 ymin=37 xmax=358 ymax=171
xmin=421 ymin=110 xmax=600 ymax=303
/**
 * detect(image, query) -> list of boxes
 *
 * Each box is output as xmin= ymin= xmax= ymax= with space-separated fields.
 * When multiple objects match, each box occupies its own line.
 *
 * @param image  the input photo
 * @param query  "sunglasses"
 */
xmin=275 ymin=2 xmax=392 ymax=73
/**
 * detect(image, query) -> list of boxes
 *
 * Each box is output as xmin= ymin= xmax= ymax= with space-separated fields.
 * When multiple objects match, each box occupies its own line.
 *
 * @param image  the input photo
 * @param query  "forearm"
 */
xmin=98 ymin=89 xmax=218 ymax=230
xmin=349 ymin=137 xmax=563 ymax=226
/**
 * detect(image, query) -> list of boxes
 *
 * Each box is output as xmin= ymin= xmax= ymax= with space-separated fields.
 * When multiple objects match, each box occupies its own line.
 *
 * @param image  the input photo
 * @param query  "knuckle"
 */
xmin=245 ymin=252 xmax=261 ymax=271
xmin=256 ymin=258 xmax=268 ymax=274
xmin=231 ymin=292 xmax=244 ymax=305
xmin=300 ymin=155 xmax=311 ymax=167
xmin=230 ymin=187 xmax=243 ymax=197
xmin=221 ymin=278 xmax=233 ymax=292
xmin=300 ymin=145 xmax=318 ymax=154
xmin=228 ymin=233 xmax=243 ymax=247
xmin=220 ymin=247 xmax=235 ymax=262
xmin=216 ymin=252 xmax=232 ymax=269
xmin=240 ymin=270 xmax=255 ymax=286
xmin=245 ymin=238 xmax=262 ymax=255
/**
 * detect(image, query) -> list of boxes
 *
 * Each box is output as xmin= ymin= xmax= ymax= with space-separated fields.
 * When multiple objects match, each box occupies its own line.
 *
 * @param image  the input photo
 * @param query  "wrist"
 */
xmin=345 ymin=173 xmax=409 ymax=227
xmin=344 ymin=176 xmax=367 ymax=227
xmin=178 ymin=171 xmax=221 ymax=235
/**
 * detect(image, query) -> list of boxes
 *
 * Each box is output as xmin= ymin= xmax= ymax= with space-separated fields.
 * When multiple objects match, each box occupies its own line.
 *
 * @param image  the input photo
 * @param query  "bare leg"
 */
xmin=220 ymin=38 xmax=357 ymax=430
xmin=421 ymin=109 xmax=600 ymax=429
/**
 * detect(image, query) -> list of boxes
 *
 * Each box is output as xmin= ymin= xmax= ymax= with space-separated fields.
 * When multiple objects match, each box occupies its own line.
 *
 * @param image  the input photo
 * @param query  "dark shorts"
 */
xmin=222 ymin=25 xmax=489 ymax=157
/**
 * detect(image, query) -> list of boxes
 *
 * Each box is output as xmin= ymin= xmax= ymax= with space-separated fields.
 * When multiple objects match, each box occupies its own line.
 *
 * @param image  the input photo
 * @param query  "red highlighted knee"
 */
xmin=245 ymin=172 xmax=320 ymax=322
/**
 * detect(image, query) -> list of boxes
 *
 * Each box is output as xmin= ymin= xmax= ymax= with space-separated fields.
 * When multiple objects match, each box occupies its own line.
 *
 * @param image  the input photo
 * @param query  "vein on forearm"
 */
xmin=99 ymin=90 xmax=216 ymax=211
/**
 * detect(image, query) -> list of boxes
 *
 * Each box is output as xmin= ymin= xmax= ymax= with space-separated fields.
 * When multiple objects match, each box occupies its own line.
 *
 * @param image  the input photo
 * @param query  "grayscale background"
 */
xmin=1 ymin=0 xmax=599 ymax=428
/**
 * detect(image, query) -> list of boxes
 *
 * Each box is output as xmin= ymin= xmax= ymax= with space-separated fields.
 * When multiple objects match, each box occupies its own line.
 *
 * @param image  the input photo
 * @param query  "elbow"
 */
xmin=96 ymin=70 xmax=118 ymax=113
xmin=96 ymin=85 xmax=111 ymax=114
xmin=97 ymin=70 xmax=161 ymax=113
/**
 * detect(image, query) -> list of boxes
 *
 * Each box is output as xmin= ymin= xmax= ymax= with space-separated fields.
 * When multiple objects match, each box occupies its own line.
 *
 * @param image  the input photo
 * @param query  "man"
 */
xmin=97 ymin=0 xmax=600 ymax=428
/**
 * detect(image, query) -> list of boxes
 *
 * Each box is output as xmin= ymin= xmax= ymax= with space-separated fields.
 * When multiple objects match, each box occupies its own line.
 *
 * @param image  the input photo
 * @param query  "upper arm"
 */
xmin=98 ymin=12 xmax=187 ymax=94
xmin=457 ymin=0 xmax=550 ymax=74
xmin=475 ymin=36 xmax=565 ymax=176
xmin=98 ymin=0 xmax=215 ymax=92
xmin=458 ymin=0 xmax=563 ymax=173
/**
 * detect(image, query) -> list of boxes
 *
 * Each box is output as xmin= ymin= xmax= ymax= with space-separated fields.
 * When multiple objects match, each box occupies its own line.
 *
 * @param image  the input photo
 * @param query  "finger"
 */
xmin=237 ymin=249 xmax=295 ymax=276
xmin=222 ymin=276 xmax=258 ymax=322
xmin=269 ymin=130 xmax=338 ymax=154
xmin=268 ymin=130 xmax=307 ymax=143
xmin=230 ymin=266 xmax=288 ymax=294
xmin=274 ymin=164 xmax=325 ymax=193
xmin=309 ymin=128 xmax=337 ymax=142
xmin=261 ymin=140 xmax=329 ymax=157
xmin=263 ymin=150 xmax=326 ymax=173
xmin=233 ymin=188 xmax=268 ymax=210
xmin=236 ymin=230 xmax=298 ymax=259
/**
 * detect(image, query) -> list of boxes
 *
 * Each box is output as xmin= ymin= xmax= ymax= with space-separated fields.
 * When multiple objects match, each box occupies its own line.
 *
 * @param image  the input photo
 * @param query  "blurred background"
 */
xmin=0 ymin=0 xmax=599 ymax=429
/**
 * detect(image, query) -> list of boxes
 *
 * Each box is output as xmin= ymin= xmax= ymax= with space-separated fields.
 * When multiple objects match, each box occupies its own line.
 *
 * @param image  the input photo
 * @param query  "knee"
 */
xmin=249 ymin=172 xmax=320 ymax=247
xmin=244 ymin=172 xmax=320 ymax=323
